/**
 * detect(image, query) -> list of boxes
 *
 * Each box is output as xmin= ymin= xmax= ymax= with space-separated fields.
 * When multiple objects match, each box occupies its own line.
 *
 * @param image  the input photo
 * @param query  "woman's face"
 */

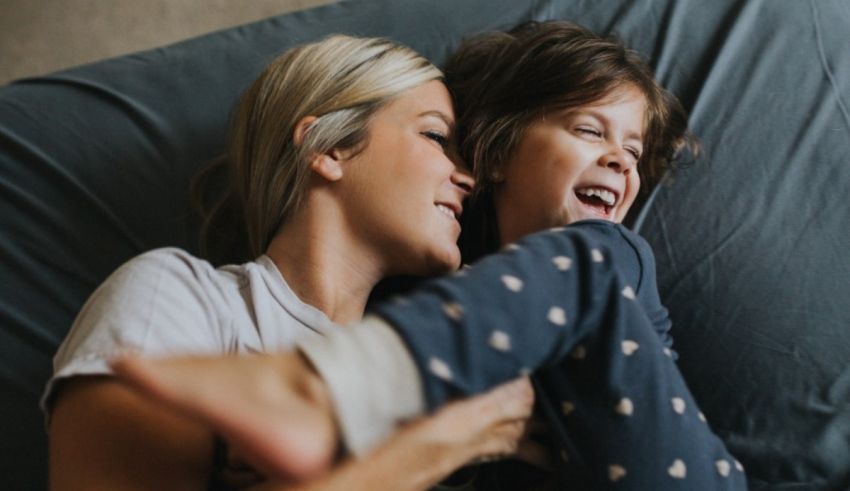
xmin=494 ymin=85 xmax=645 ymax=244
xmin=340 ymin=80 xmax=473 ymax=275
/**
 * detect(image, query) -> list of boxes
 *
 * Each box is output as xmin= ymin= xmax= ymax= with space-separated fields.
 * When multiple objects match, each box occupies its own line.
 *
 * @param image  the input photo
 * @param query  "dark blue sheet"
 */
xmin=1 ymin=0 xmax=848 ymax=489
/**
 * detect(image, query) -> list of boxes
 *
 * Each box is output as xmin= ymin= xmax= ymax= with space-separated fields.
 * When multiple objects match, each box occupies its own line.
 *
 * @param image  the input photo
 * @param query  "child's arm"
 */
xmin=302 ymin=221 xmax=650 ymax=452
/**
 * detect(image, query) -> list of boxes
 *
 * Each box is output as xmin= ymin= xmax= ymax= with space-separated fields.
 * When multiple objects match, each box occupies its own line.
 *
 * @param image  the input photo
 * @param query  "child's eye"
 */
xmin=423 ymin=131 xmax=449 ymax=148
xmin=576 ymin=126 xmax=602 ymax=138
xmin=626 ymin=147 xmax=641 ymax=160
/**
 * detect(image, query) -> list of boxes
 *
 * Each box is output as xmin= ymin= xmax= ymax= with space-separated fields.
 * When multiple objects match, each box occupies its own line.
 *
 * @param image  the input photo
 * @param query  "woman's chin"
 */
xmin=422 ymin=247 xmax=462 ymax=276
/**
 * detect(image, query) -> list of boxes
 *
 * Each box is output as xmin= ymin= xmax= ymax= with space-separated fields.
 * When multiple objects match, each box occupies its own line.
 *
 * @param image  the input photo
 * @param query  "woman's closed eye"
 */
xmin=422 ymin=130 xmax=450 ymax=149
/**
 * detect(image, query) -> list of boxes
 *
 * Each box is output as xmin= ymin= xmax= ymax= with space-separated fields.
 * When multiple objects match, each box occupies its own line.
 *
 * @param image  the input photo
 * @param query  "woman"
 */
xmin=113 ymin=22 xmax=748 ymax=490
xmin=43 ymin=35 xmax=534 ymax=491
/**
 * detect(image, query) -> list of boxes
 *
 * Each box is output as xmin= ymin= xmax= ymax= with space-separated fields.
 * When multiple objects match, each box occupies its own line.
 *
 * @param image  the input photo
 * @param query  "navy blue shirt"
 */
xmin=372 ymin=220 xmax=673 ymax=407
xmin=371 ymin=221 xmax=745 ymax=489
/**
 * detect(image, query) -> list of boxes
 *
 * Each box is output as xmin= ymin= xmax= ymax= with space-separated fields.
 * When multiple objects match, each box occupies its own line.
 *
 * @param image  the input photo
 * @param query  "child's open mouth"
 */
xmin=575 ymin=186 xmax=617 ymax=216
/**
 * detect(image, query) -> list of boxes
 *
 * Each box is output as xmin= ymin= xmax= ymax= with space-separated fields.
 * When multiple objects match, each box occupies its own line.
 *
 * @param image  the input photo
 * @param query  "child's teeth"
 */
xmin=577 ymin=188 xmax=615 ymax=205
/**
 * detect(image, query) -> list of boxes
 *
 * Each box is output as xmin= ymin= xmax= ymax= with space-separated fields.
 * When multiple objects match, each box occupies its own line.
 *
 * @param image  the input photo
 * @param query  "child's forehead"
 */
xmin=589 ymin=84 xmax=650 ymax=108
xmin=544 ymin=87 xmax=648 ymax=130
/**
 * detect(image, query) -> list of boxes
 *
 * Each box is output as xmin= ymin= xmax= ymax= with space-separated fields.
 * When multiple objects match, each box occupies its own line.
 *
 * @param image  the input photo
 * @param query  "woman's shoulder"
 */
xmin=59 ymin=248 xmax=271 ymax=360
xmin=43 ymin=248 xmax=249 ymax=416
xmin=115 ymin=247 xmax=261 ymax=290
xmin=124 ymin=247 xmax=219 ymax=278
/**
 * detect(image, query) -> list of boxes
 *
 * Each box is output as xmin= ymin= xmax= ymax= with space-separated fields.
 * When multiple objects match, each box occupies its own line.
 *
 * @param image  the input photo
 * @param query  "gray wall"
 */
xmin=0 ymin=0 xmax=336 ymax=85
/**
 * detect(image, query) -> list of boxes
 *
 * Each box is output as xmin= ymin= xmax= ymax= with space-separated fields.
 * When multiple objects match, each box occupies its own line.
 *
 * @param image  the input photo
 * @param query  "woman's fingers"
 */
xmin=515 ymin=438 xmax=553 ymax=470
xmin=485 ymin=376 xmax=536 ymax=420
xmin=417 ymin=375 xmax=535 ymax=463
xmin=452 ymin=375 xmax=534 ymax=426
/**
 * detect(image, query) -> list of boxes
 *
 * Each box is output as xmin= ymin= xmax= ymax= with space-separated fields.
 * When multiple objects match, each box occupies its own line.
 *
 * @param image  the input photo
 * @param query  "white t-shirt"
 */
xmin=41 ymin=247 xmax=339 ymax=413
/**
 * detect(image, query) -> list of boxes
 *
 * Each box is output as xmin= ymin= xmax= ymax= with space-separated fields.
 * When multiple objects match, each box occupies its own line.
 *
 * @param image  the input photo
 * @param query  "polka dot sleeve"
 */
xmin=370 ymin=221 xmax=647 ymax=408
xmin=370 ymin=221 xmax=747 ymax=489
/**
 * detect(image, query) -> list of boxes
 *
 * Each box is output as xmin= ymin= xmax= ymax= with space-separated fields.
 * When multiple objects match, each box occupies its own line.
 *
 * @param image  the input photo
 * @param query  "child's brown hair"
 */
xmin=448 ymin=21 xmax=692 ymax=260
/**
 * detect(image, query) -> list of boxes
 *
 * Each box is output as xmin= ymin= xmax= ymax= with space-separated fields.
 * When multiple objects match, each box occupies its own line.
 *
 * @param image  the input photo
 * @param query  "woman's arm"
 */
xmin=49 ymin=377 xmax=215 ymax=491
xmin=256 ymin=376 xmax=537 ymax=491
xmin=46 ymin=250 xmax=242 ymax=490
xmin=49 ymin=374 xmax=534 ymax=491
xmin=112 ymin=353 xmax=544 ymax=491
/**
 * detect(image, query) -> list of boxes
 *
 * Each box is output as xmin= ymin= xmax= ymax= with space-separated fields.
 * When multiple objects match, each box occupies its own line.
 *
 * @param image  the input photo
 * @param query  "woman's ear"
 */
xmin=310 ymin=152 xmax=344 ymax=182
xmin=293 ymin=115 xmax=345 ymax=182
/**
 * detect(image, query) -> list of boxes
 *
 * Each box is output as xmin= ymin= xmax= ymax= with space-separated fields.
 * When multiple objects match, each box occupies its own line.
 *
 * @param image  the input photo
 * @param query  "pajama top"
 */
xmin=301 ymin=220 xmax=748 ymax=490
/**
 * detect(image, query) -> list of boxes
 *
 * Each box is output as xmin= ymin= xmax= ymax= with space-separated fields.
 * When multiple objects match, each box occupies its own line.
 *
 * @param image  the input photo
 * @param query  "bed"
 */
xmin=1 ymin=0 xmax=848 ymax=489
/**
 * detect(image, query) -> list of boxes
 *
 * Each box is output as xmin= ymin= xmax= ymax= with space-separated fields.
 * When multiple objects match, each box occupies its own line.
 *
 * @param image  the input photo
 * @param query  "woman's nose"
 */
xmin=451 ymin=165 xmax=475 ymax=196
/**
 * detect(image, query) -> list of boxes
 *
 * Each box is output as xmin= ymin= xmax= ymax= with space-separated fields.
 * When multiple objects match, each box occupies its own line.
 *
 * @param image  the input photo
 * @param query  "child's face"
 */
xmin=494 ymin=85 xmax=645 ymax=245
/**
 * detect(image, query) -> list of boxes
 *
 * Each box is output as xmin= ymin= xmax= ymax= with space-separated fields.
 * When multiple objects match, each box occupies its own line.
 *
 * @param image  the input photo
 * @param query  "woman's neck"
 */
xmin=264 ymin=209 xmax=385 ymax=326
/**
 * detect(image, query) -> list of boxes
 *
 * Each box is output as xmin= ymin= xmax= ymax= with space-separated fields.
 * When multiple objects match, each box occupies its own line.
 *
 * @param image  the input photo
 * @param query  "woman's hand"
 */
xmin=113 ymin=352 xmax=541 ymax=491
xmin=403 ymin=375 xmax=536 ymax=467
xmin=256 ymin=376 xmax=537 ymax=491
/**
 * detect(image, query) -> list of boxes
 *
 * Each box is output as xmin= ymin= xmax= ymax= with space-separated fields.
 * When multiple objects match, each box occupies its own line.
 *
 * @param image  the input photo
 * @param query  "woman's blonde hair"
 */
xmin=195 ymin=35 xmax=442 ymax=264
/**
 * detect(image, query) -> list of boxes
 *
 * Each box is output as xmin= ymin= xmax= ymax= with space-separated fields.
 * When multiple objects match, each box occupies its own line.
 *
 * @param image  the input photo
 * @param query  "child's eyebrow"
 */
xmin=573 ymin=109 xmax=643 ymax=144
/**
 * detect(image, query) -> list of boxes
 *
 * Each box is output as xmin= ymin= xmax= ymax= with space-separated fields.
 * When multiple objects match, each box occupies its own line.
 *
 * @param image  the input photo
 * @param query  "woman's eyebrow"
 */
xmin=419 ymin=110 xmax=455 ymax=130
